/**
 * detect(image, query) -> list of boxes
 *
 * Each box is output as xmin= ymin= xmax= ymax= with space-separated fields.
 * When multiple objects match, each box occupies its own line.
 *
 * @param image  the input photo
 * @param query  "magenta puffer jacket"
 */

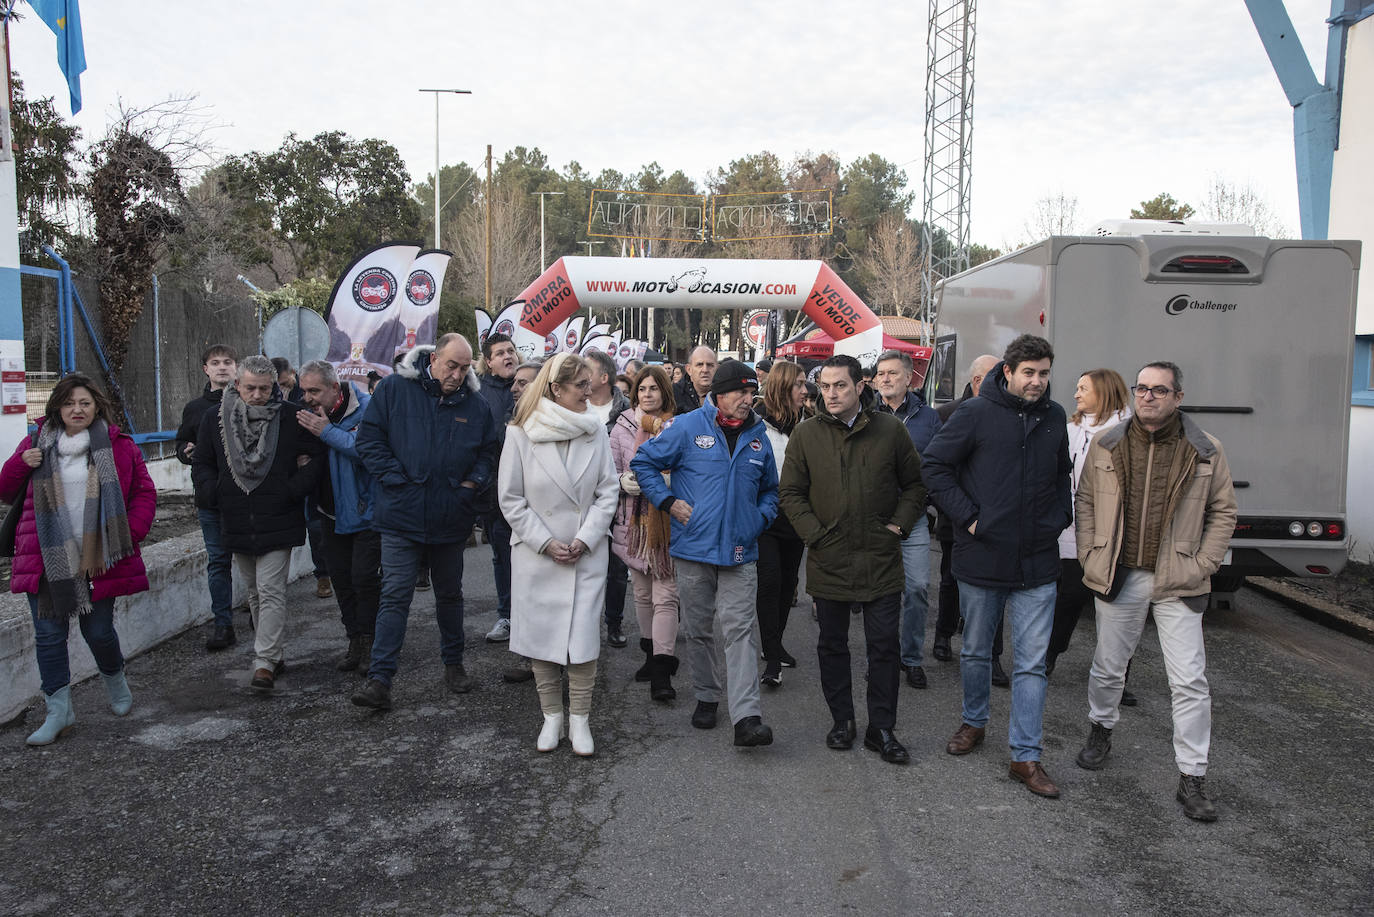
xmin=0 ymin=423 xmax=157 ymax=600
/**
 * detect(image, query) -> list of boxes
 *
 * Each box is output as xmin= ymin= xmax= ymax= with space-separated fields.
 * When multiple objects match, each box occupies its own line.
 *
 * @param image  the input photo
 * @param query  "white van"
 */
xmin=931 ymin=224 xmax=1360 ymax=583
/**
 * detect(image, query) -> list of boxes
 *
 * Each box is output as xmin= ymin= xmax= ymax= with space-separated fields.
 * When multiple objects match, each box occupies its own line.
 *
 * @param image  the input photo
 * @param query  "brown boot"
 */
xmin=945 ymin=723 xmax=985 ymax=756
xmin=1009 ymin=761 xmax=1061 ymax=798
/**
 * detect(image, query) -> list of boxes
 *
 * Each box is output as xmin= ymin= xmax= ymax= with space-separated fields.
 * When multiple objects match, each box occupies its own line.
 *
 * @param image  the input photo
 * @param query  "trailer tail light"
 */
xmin=1307 ymin=565 xmax=1332 ymax=575
xmin=1236 ymin=517 xmax=1346 ymax=540
xmin=1161 ymin=255 xmax=1250 ymax=274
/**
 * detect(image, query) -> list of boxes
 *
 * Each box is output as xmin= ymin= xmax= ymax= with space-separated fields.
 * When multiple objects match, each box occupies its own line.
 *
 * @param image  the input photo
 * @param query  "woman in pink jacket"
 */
xmin=0 ymin=375 xmax=156 ymax=746
xmin=609 ymin=365 xmax=679 ymax=702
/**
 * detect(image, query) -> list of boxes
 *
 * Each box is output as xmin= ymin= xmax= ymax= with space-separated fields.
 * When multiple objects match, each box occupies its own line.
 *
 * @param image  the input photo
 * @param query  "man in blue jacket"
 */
xmin=921 ymin=334 xmax=1071 ymax=799
xmin=872 ymin=348 xmax=942 ymax=690
xmin=632 ymin=359 xmax=778 ymax=747
xmin=350 ymin=334 xmax=501 ymax=711
xmin=297 ymin=361 xmax=379 ymax=674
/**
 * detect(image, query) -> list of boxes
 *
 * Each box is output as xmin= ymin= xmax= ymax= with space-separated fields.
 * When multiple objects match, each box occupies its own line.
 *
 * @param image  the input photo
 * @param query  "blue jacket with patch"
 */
xmin=631 ymin=398 xmax=779 ymax=567
xmin=357 ymin=346 xmax=501 ymax=544
xmin=317 ymin=382 xmax=375 ymax=535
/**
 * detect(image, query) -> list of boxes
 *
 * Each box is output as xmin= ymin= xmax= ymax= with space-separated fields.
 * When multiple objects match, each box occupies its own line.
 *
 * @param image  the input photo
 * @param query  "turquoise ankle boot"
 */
xmin=101 ymin=670 xmax=133 ymax=716
xmin=26 ymin=686 xmax=75 ymax=746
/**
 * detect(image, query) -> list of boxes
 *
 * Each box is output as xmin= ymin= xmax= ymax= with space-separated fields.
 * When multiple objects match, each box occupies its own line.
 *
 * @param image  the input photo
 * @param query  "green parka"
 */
xmin=779 ymin=396 xmax=927 ymax=602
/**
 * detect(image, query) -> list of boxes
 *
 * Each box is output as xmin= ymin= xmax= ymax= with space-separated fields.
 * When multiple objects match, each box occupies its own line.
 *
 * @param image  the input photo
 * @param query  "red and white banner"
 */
xmin=509 ymin=257 xmax=884 ymax=365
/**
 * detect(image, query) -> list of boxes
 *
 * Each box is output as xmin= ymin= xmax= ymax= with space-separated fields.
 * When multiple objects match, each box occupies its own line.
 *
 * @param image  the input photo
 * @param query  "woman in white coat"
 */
xmin=1049 ymin=368 xmax=1131 ymax=680
xmin=498 ymin=353 xmax=619 ymax=755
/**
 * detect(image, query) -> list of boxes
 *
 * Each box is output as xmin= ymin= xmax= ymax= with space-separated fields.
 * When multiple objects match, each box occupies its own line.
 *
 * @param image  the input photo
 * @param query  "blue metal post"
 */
xmin=42 ymin=244 xmax=76 ymax=374
xmin=152 ymin=273 xmax=163 ymax=430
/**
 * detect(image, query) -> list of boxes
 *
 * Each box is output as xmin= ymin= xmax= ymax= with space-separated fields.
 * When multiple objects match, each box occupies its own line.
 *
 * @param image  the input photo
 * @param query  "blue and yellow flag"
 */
xmin=29 ymin=0 xmax=87 ymax=115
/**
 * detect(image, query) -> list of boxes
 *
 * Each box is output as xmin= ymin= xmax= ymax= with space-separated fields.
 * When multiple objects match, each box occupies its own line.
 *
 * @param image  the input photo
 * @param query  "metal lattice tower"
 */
xmin=920 ymin=0 xmax=976 ymax=345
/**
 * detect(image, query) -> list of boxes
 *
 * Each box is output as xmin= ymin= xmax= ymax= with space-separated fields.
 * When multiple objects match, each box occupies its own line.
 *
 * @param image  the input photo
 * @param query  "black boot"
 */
xmin=1075 ymin=721 xmax=1112 ymax=770
xmin=649 ymin=654 xmax=678 ymax=703
xmin=634 ymin=638 xmax=654 ymax=682
xmin=337 ymin=635 xmax=363 ymax=672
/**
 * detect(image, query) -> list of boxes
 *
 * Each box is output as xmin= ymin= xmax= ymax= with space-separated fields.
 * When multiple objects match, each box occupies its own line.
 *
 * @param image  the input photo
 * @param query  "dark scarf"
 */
xmin=221 ymin=383 xmax=284 ymax=494
xmin=31 ymin=419 xmax=134 ymax=619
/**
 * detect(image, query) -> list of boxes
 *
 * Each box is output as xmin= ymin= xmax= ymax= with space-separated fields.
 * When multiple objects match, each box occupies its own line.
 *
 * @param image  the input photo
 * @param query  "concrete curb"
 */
xmin=1 ymin=531 xmax=316 ymax=725
xmin=1246 ymin=576 xmax=1374 ymax=644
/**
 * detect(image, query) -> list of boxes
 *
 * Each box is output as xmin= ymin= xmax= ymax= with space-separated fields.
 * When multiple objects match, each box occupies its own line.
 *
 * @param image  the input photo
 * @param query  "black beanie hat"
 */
xmin=711 ymin=359 xmax=759 ymax=397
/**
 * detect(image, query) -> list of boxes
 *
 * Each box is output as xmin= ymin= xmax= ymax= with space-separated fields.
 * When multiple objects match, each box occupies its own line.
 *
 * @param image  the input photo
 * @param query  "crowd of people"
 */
xmin=4 ymin=329 xmax=1237 ymax=822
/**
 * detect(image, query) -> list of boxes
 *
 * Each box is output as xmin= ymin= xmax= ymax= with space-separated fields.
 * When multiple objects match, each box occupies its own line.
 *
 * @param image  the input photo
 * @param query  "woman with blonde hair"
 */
xmin=610 ymin=365 xmax=679 ymax=702
xmin=1050 ymin=368 xmax=1132 ymax=679
xmin=499 ymin=353 xmax=619 ymax=755
xmin=755 ymin=360 xmax=810 ymax=687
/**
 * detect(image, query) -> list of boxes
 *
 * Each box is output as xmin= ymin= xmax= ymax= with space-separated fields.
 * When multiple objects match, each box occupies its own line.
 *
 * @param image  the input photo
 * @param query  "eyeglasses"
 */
xmin=1133 ymin=384 xmax=1176 ymax=399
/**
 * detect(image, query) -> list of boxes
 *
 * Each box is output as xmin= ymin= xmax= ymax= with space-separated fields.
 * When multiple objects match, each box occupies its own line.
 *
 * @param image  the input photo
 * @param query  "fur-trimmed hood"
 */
xmin=394 ymin=344 xmax=481 ymax=394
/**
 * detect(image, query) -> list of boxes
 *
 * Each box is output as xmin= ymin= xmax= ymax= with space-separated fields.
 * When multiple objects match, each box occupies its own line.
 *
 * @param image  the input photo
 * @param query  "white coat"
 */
xmin=498 ymin=403 xmax=619 ymax=665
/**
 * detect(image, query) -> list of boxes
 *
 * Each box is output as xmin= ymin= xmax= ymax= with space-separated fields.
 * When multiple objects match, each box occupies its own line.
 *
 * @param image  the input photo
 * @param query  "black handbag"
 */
xmin=0 ymin=497 xmax=22 ymax=558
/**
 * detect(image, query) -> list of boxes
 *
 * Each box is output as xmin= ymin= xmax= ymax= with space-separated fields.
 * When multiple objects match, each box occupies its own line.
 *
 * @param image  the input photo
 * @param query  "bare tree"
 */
xmin=857 ymin=213 xmax=926 ymax=318
xmin=1020 ymin=191 xmax=1080 ymax=246
xmin=451 ymin=185 xmax=540 ymax=308
xmin=1201 ymin=176 xmax=1290 ymax=237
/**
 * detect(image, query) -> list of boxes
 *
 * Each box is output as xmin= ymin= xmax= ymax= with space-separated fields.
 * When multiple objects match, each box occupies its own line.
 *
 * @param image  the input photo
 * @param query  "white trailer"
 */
xmin=932 ymin=226 xmax=1360 ymax=582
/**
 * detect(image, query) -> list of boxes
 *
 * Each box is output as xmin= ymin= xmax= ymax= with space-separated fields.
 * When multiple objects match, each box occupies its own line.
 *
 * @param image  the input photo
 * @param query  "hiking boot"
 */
xmin=444 ymin=664 xmax=474 ymax=694
xmin=351 ymin=678 xmax=392 ymax=710
xmin=1177 ymin=774 xmax=1218 ymax=822
xmin=1075 ymin=722 xmax=1113 ymax=770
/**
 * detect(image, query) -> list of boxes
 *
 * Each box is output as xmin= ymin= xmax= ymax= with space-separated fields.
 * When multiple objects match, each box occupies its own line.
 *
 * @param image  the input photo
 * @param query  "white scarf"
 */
xmin=522 ymin=397 xmax=603 ymax=443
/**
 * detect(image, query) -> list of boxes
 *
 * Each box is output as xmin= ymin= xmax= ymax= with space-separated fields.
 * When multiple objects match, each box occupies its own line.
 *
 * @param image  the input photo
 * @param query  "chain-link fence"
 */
xmin=20 ymin=267 xmax=260 ymax=458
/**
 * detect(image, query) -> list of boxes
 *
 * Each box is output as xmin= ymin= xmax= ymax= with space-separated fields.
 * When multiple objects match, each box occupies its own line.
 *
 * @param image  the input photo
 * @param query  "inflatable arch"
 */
xmin=509 ymin=257 xmax=886 ymax=365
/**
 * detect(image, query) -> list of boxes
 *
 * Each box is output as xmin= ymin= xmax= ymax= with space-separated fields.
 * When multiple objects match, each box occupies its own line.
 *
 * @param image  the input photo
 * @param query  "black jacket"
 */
xmin=932 ymin=383 xmax=974 ymax=540
xmin=673 ymin=378 xmax=707 ymax=414
xmin=191 ymin=399 xmax=325 ymax=555
xmin=921 ymin=364 xmax=1071 ymax=589
xmin=175 ymin=383 xmax=225 ymax=465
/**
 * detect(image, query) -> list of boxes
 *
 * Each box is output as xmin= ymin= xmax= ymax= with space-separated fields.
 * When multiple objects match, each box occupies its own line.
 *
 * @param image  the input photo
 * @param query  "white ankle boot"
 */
xmin=537 ymin=712 xmax=564 ymax=752
xmin=568 ymin=713 xmax=594 ymax=756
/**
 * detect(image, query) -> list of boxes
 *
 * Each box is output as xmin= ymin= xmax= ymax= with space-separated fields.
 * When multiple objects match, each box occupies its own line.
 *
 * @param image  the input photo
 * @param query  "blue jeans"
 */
xmin=482 ymin=509 xmax=512 ymax=619
xmin=30 ymin=595 xmax=123 ymax=696
xmin=898 ymin=524 xmax=932 ymax=668
xmin=197 ymin=508 xmax=233 ymax=628
xmin=367 ymin=535 xmax=466 ymax=686
xmin=957 ymin=580 xmax=1056 ymax=762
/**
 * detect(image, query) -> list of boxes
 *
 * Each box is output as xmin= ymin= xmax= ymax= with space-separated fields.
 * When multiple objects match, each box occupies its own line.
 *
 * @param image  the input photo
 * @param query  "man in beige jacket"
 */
xmin=1073 ymin=361 xmax=1237 ymax=822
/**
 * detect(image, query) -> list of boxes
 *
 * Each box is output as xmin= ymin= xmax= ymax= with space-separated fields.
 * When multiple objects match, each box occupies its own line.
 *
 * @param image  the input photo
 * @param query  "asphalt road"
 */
xmin=1 ymin=545 xmax=1371 ymax=916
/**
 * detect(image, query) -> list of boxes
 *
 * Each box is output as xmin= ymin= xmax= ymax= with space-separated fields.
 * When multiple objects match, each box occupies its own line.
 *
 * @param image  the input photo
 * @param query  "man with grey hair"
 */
xmin=673 ymin=345 xmax=717 ymax=413
xmin=297 ymin=360 xmax=380 ymax=673
xmin=871 ymin=348 xmax=942 ymax=689
xmin=193 ymin=355 xmax=323 ymax=692
xmin=351 ymin=333 xmax=501 ymax=711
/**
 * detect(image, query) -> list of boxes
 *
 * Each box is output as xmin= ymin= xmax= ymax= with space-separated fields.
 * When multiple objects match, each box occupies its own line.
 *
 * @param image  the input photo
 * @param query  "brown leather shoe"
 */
xmin=945 ymin=723 xmax=985 ymax=756
xmin=1009 ymin=761 xmax=1060 ymax=798
xmin=250 ymin=668 xmax=275 ymax=691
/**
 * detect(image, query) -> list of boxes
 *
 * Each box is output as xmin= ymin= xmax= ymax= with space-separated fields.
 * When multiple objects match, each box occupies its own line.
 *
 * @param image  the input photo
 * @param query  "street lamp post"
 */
xmin=419 ymin=88 xmax=472 ymax=249
xmin=533 ymin=191 xmax=565 ymax=272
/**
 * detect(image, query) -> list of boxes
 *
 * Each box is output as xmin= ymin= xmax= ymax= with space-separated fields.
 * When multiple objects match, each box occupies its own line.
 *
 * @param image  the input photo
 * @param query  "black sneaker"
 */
xmin=691 ymin=700 xmax=718 ymax=730
xmin=1176 ymin=773 xmax=1218 ymax=822
xmin=733 ymin=715 xmax=774 ymax=747
xmin=1075 ymin=722 xmax=1113 ymax=770
xmin=444 ymin=664 xmax=474 ymax=694
xmin=351 ymin=678 xmax=392 ymax=710
xmin=205 ymin=624 xmax=236 ymax=652
xmin=760 ymin=660 xmax=782 ymax=688
xmin=606 ymin=628 xmax=628 ymax=649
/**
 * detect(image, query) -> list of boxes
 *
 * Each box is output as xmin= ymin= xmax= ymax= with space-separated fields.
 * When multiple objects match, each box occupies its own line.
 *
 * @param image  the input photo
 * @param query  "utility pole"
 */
xmin=533 ymin=191 xmax=565 ymax=272
xmin=485 ymin=144 xmax=493 ymax=310
xmin=418 ymin=89 xmax=471 ymax=249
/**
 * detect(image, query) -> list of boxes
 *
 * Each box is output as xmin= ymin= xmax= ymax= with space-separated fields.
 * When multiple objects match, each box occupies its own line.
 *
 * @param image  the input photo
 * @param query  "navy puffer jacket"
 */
xmin=920 ymin=363 xmax=1072 ymax=589
xmin=357 ymin=346 xmax=500 ymax=544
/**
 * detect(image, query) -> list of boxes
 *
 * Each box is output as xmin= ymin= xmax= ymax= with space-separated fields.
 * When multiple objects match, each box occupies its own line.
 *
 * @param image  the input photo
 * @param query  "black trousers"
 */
xmin=320 ymin=519 xmax=382 ymax=638
xmin=1048 ymin=558 xmax=1094 ymax=661
xmin=815 ymin=593 xmax=901 ymax=730
xmin=756 ymin=530 xmax=805 ymax=661
xmin=605 ymin=545 xmax=629 ymax=631
xmin=936 ymin=537 xmax=1004 ymax=657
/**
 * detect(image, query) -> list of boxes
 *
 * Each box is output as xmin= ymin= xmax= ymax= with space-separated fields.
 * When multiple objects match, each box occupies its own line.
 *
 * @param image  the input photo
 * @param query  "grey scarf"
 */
xmin=221 ymin=383 xmax=283 ymax=494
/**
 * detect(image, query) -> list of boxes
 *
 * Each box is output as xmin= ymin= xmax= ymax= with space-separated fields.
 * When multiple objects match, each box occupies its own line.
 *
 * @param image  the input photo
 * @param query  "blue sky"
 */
xmin=7 ymin=0 xmax=1336 ymax=249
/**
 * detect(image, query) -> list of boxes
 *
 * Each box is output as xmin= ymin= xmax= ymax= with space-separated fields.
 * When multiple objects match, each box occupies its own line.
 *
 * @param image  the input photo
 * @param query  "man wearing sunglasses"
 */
xmin=1073 ymin=361 xmax=1237 ymax=822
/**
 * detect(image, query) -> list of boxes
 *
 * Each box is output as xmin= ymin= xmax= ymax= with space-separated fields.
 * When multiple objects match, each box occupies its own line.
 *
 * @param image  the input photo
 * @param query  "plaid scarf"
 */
xmin=31 ymin=419 xmax=134 ymax=619
xmin=625 ymin=410 xmax=674 ymax=577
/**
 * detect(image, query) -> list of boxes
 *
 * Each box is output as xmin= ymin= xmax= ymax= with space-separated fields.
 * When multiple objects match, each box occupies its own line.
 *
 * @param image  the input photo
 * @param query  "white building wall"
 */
xmin=1329 ymin=16 xmax=1374 ymax=561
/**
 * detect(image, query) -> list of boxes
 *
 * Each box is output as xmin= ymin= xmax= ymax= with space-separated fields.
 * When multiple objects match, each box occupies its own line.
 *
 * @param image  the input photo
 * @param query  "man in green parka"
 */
xmin=779 ymin=355 xmax=927 ymax=764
